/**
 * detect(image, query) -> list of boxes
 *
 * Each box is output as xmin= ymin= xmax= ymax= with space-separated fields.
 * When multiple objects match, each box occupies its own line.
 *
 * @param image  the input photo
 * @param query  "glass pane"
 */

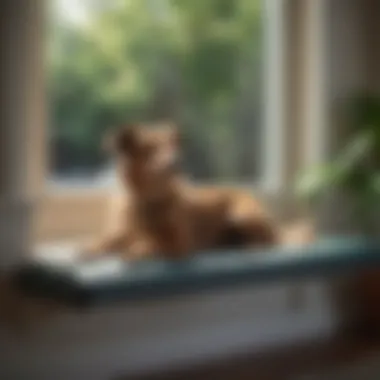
xmin=47 ymin=0 xmax=264 ymax=189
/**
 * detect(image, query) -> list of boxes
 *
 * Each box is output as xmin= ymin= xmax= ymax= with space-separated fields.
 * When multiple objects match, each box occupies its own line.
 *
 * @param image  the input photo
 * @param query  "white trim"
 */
xmin=301 ymin=0 xmax=328 ymax=167
xmin=262 ymin=0 xmax=287 ymax=192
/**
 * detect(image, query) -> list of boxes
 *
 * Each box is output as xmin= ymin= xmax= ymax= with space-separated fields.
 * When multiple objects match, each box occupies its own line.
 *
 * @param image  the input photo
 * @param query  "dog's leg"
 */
xmin=123 ymin=238 xmax=157 ymax=260
xmin=228 ymin=214 xmax=280 ymax=248
xmin=245 ymin=217 xmax=280 ymax=247
xmin=81 ymin=229 xmax=131 ymax=258
xmin=123 ymin=223 xmax=192 ymax=261
xmin=168 ymin=222 xmax=193 ymax=258
xmin=226 ymin=193 xmax=279 ymax=249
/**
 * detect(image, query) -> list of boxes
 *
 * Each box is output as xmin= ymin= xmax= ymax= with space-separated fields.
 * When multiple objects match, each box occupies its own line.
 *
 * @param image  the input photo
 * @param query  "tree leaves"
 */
xmin=49 ymin=0 xmax=263 ymax=178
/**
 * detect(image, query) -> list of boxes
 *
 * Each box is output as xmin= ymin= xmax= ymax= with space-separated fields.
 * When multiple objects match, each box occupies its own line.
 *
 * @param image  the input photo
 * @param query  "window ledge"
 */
xmin=14 ymin=236 xmax=380 ymax=307
xmin=34 ymin=185 xmax=296 ymax=242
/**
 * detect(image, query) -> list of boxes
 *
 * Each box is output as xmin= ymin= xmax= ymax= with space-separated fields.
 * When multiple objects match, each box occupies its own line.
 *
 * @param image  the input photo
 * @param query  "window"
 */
xmin=49 ymin=0 xmax=264 ymax=187
xmin=2 ymin=2 xmax=377 ymax=378
xmin=35 ymin=0 xmax=322 ymax=243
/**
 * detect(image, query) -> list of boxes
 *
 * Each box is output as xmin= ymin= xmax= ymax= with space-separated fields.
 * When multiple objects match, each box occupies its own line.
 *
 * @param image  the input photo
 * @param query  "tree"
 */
xmin=49 ymin=0 xmax=263 ymax=180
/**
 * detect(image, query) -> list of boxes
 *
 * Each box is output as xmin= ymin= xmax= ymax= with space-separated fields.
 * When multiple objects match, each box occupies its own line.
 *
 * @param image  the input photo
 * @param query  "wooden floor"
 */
xmin=120 ymin=334 xmax=380 ymax=380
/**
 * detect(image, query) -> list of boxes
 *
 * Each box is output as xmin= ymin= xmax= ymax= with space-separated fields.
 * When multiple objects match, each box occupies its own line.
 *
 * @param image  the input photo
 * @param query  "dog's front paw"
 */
xmin=123 ymin=240 xmax=156 ymax=261
xmin=79 ymin=239 xmax=106 ymax=260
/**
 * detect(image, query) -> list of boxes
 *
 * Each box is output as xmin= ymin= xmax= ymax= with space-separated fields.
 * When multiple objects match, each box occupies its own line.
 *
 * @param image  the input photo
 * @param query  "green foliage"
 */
xmin=49 ymin=0 xmax=263 ymax=178
xmin=296 ymin=95 xmax=380 ymax=229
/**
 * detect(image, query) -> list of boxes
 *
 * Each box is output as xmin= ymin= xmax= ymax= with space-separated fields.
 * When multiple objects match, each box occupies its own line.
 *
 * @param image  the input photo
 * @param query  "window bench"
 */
xmin=14 ymin=236 xmax=380 ymax=307
xmin=2 ymin=236 xmax=379 ymax=379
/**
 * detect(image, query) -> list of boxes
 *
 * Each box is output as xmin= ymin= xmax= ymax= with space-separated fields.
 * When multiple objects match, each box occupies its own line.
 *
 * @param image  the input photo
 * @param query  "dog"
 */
xmin=83 ymin=122 xmax=309 ymax=260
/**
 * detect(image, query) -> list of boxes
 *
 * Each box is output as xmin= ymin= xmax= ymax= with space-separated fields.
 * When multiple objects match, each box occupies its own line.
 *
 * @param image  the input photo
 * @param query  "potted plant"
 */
xmin=296 ymin=94 xmax=380 ymax=335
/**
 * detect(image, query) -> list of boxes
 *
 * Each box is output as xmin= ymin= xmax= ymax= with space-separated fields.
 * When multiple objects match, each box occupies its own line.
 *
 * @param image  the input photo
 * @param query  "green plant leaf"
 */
xmin=295 ymin=164 xmax=339 ymax=202
xmin=369 ymin=172 xmax=380 ymax=196
xmin=351 ymin=94 xmax=380 ymax=130
xmin=335 ymin=130 xmax=374 ymax=174
xmin=350 ymin=94 xmax=380 ymax=148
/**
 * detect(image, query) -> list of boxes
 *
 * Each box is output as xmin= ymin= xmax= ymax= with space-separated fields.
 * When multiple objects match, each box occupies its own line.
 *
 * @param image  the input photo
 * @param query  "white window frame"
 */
xmin=35 ymin=0 xmax=327 ymax=243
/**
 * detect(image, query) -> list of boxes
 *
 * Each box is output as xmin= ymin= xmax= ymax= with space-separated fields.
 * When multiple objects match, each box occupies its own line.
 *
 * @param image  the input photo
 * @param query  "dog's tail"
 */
xmin=279 ymin=220 xmax=315 ymax=246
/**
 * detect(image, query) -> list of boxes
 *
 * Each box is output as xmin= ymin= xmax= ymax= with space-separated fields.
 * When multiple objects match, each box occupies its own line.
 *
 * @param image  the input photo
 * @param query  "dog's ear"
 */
xmin=103 ymin=125 xmax=139 ymax=154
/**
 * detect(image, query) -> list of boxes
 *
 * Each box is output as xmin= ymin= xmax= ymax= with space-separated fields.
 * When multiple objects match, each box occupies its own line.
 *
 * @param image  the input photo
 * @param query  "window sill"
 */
xmin=34 ymin=185 xmax=297 ymax=243
xmin=14 ymin=236 xmax=380 ymax=308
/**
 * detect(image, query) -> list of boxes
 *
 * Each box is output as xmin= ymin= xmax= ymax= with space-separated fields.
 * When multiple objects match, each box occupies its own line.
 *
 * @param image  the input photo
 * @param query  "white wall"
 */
xmin=0 ymin=279 xmax=338 ymax=380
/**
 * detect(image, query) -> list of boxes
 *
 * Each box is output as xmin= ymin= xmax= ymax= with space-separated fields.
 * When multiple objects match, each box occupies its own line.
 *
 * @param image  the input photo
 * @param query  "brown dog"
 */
xmin=84 ymin=122 xmax=282 ymax=260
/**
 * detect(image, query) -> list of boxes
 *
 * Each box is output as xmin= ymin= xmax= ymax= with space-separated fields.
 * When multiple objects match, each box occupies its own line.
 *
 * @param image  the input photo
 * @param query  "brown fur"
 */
xmin=84 ymin=122 xmax=303 ymax=260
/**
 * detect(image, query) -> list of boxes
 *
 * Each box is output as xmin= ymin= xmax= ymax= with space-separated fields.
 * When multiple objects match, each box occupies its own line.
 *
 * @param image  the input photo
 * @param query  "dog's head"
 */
xmin=105 ymin=122 xmax=181 ymax=198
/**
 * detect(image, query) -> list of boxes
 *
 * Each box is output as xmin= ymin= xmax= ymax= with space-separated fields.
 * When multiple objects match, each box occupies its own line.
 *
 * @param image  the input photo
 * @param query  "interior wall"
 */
xmin=0 ymin=0 xmax=44 ymax=266
xmin=366 ymin=0 xmax=380 ymax=92
xmin=325 ymin=0 xmax=370 ymax=157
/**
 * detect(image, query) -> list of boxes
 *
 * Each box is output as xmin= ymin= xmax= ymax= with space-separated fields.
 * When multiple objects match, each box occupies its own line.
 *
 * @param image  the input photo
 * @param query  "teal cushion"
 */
xmin=14 ymin=236 xmax=380 ymax=307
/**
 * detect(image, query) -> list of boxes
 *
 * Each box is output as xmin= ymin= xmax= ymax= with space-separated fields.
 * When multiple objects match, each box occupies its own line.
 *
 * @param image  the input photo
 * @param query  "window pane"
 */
xmin=48 ymin=0 xmax=264 ymax=188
